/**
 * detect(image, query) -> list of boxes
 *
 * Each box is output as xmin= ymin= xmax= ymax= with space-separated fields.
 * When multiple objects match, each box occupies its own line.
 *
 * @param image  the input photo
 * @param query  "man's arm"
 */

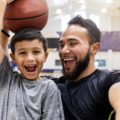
xmin=108 ymin=82 xmax=120 ymax=120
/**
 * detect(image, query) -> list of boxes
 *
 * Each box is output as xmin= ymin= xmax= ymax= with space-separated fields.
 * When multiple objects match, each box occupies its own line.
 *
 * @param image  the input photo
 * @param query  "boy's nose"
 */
xmin=26 ymin=53 xmax=35 ymax=61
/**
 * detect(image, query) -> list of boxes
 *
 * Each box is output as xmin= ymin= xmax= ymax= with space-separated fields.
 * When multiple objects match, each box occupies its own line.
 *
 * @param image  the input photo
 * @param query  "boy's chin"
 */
xmin=23 ymin=75 xmax=39 ymax=81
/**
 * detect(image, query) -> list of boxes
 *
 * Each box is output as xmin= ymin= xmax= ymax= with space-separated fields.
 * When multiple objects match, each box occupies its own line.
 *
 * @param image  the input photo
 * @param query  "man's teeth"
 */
xmin=64 ymin=58 xmax=74 ymax=61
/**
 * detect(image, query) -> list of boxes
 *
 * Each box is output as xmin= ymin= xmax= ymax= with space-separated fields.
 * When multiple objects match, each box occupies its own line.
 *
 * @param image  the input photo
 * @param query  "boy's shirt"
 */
xmin=0 ymin=55 xmax=64 ymax=120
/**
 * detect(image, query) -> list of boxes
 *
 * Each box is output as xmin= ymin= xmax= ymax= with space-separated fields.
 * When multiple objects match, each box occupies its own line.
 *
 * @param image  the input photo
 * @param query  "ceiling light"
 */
xmin=106 ymin=0 xmax=112 ymax=4
xmin=55 ymin=9 xmax=62 ymax=15
xmin=80 ymin=4 xmax=86 ymax=10
xmin=101 ymin=8 xmax=107 ymax=13
xmin=53 ymin=0 xmax=68 ymax=5
xmin=77 ymin=0 xmax=86 ymax=4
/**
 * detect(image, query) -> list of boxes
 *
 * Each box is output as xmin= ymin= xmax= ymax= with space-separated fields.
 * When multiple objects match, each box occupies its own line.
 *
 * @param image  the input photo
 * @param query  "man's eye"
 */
xmin=33 ymin=51 xmax=41 ymax=54
xmin=69 ymin=42 xmax=78 ymax=46
xmin=59 ymin=44 xmax=64 ymax=48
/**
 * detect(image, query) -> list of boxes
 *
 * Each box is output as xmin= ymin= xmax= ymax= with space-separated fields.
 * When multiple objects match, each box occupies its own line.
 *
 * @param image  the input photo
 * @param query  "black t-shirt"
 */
xmin=53 ymin=69 xmax=120 ymax=120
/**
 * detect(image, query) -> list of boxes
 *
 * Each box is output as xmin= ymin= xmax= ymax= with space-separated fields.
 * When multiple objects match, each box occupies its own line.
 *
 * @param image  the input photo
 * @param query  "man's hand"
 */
xmin=109 ymin=82 xmax=120 ymax=120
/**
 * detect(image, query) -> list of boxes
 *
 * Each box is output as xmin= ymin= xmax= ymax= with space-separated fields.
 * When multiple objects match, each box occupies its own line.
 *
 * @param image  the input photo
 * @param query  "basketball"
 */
xmin=3 ymin=0 xmax=48 ymax=33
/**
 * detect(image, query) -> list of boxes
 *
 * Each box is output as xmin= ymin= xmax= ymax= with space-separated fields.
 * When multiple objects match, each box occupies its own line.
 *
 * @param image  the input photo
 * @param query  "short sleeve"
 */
xmin=0 ymin=55 xmax=13 ymax=84
xmin=41 ymin=80 xmax=64 ymax=120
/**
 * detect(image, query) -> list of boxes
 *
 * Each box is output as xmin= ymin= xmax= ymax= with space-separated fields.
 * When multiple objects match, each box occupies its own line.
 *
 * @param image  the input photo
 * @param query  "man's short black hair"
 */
xmin=68 ymin=15 xmax=101 ymax=44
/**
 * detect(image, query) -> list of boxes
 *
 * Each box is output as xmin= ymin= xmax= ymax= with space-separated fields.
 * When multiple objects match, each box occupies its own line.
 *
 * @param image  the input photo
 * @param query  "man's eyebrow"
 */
xmin=59 ymin=38 xmax=78 ymax=43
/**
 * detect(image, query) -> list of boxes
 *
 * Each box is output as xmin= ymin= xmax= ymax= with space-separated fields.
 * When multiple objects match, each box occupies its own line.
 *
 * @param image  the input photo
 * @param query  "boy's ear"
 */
xmin=10 ymin=53 xmax=15 ymax=63
xmin=44 ymin=51 xmax=49 ymax=62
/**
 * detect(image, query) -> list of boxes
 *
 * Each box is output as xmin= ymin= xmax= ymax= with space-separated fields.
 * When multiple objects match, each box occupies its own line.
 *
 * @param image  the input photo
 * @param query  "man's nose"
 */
xmin=60 ymin=45 xmax=70 ymax=54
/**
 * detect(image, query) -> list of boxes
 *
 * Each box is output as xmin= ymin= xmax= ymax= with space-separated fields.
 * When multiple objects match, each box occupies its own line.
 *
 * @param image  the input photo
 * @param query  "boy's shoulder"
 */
xmin=40 ymin=76 xmax=63 ymax=95
xmin=41 ymin=76 xmax=60 ymax=88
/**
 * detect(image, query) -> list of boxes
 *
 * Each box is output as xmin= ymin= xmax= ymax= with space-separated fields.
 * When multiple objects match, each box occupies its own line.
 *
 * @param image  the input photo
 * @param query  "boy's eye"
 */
xmin=19 ymin=51 xmax=26 ymax=55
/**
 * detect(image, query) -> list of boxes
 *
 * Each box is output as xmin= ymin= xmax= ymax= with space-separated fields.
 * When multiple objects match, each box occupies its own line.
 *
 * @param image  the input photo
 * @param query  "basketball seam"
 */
xmin=4 ymin=12 xmax=48 ymax=20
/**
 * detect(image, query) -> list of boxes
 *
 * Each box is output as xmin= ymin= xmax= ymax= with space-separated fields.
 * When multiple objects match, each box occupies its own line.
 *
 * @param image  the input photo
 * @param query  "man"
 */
xmin=53 ymin=15 xmax=120 ymax=120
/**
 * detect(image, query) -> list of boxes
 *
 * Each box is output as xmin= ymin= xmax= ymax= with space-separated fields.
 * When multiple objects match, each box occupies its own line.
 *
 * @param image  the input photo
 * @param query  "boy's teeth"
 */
xmin=25 ymin=65 xmax=36 ymax=72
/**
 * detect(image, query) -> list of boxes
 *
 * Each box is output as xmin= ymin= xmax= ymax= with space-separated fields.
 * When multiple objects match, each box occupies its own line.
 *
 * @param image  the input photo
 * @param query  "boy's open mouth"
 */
xmin=24 ymin=65 xmax=37 ymax=72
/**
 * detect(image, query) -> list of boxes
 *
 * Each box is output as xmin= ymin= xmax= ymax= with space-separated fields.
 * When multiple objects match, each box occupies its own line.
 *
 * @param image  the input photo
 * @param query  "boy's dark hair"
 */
xmin=68 ymin=15 xmax=101 ymax=44
xmin=10 ymin=28 xmax=48 ymax=53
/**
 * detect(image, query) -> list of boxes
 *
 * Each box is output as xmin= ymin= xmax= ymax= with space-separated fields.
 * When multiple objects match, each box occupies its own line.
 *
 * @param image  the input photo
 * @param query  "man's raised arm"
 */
xmin=109 ymin=82 xmax=120 ymax=120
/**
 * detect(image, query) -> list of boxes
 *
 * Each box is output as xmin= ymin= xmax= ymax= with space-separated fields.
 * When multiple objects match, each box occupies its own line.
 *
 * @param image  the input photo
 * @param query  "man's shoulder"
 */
xmin=98 ymin=69 xmax=120 ymax=79
xmin=95 ymin=69 xmax=111 ymax=78
xmin=43 ymin=76 xmax=66 ymax=84
xmin=95 ymin=69 xmax=120 ymax=87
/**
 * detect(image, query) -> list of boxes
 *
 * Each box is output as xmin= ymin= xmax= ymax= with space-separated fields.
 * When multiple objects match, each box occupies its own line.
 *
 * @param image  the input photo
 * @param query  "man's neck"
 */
xmin=72 ymin=63 xmax=96 ymax=83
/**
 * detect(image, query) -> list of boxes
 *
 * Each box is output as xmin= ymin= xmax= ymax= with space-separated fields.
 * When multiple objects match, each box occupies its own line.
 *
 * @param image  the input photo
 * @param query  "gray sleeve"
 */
xmin=41 ymin=80 xmax=64 ymax=120
xmin=0 ymin=55 xmax=13 ymax=83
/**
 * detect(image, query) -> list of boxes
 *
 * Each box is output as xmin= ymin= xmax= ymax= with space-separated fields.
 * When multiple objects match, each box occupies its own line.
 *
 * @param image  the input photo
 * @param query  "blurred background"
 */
xmin=39 ymin=0 xmax=120 ymax=77
xmin=9 ymin=0 xmax=120 ymax=77
xmin=44 ymin=0 xmax=120 ymax=32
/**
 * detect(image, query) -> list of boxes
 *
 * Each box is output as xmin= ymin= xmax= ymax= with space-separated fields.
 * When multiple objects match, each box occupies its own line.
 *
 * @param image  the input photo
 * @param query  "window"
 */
xmin=95 ymin=59 xmax=106 ymax=67
xmin=55 ymin=59 xmax=62 ymax=66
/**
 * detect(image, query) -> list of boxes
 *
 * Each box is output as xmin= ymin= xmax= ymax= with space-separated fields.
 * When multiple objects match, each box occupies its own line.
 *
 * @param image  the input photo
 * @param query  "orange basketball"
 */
xmin=4 ymin=0 xmax=48 ymax=33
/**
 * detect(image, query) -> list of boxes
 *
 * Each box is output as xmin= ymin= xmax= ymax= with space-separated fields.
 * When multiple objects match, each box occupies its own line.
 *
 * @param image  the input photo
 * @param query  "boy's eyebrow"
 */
xmin=16 ymin=48 xmax=26 ymax=51
xmin=16 ymin=47 xmax=42 ymax=51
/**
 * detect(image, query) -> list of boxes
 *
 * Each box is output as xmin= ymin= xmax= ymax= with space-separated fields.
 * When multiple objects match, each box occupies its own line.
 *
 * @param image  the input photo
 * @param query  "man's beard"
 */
xmin=62 ymin=51 xmax=90 ymax=81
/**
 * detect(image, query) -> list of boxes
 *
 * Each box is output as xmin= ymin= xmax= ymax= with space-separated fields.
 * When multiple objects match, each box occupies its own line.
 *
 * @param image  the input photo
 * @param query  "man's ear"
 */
xmin=10 ymin=53 xmax=15 ymax=63
xmin=90 ymin=42 xmax=100 ymax=55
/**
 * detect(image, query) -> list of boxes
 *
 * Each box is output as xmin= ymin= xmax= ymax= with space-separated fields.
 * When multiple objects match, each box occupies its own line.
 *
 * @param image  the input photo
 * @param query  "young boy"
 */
xmin=0 ymin=0 xmax=64 ymax=120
